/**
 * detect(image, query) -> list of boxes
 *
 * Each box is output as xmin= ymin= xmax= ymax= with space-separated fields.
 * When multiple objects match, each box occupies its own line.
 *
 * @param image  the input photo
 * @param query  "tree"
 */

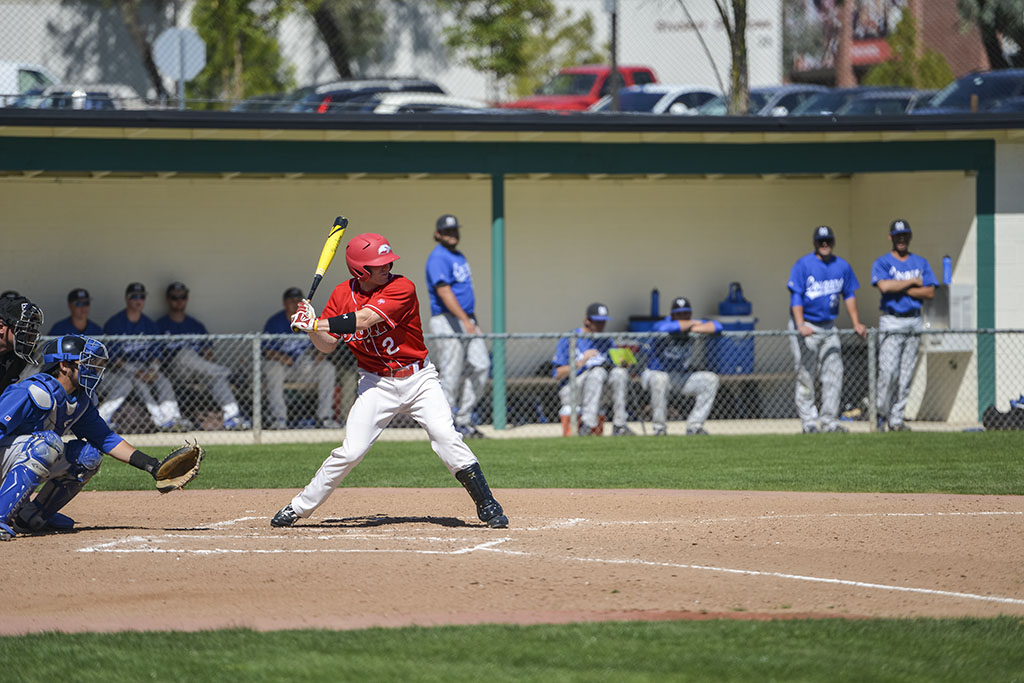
xmin=957 ymin=0 xmax=1024 ymax=69
xmin=114 ymin=0 xmax=171 ymax=99
xmin=189 ymin=0 xmax=295 ymax=109
xmin=713 ymin=0 xmax=748 ymax=115
xmin=863 ymin=11 xmax=954 ymax=89
xmin=301 ymin=0 xmax=388 ymax=78
xmin=438 ymin=0 xmax=601 ymax=101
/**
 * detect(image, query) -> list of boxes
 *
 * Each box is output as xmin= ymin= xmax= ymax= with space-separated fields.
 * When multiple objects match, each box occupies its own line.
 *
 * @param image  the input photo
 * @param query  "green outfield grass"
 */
xmin=89 ymin=431 xmax=1024 ymax=495
xmin=2 ymin=618 xmax=1022 ymax=682
xmin=7 ymin=431 xmax=1021 ymax=681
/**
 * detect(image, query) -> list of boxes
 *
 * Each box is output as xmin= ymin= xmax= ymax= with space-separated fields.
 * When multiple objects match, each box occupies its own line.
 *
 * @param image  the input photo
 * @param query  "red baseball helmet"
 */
xmin=345 ymin=233 xmax=400 ymax=281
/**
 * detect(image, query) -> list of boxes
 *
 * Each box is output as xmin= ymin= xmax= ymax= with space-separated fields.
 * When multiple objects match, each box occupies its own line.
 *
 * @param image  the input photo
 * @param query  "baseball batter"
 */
xmin=787 ymin=225 xmax=867 ymax=433
xmin=271 ymin=233 xmax=508 ymax=529
xmin=871 ymin=219 xmax=937 ymax=432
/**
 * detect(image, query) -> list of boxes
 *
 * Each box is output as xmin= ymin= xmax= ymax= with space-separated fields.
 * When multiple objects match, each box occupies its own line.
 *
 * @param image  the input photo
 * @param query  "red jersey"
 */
xmin=321 ymin=274 xmax=429 ymax=375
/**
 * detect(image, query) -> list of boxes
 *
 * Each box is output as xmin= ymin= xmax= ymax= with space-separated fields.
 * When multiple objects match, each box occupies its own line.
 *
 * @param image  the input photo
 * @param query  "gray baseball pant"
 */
xmin=429 ymin=313 xmax=490 ymax=428
xmin=788 ymin=319 xmax=843 ymax=431
xmin=264 ymin=357 xmax=335 ymax=423
xmin=97 ymin=360 xmax=181 ymax=427
xmin=877 ymin=314 xmax=923 ymax=428
xmin=640 ymin=368 xmax=720 ymax=432
xmin=559 ymin=365 xmax=628 ymax=430
xmin=169 ymin=347 xmax=241 ymax=419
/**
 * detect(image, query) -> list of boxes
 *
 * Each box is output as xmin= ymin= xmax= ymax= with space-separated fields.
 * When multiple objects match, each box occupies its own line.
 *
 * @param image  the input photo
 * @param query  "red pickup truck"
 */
xmin=503 ymin=64 xmax=658 ymax=111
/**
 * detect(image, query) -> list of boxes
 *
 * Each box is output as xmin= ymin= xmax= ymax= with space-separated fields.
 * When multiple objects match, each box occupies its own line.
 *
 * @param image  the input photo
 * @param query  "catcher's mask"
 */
xmin=345 ymin=233 xmax=400 ymax=281
xmin=41 ymin=335 xmax=108 ymax=401
xmin=0 ymin=295 xmax=43 ymax=361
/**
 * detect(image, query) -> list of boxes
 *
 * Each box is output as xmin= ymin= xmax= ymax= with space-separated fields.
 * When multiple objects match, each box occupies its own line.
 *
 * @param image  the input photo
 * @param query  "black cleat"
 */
xmin=271 ymin=504 xmax=299 ymax=527
xmin=478 ymin=501 xmax=509 ymax=528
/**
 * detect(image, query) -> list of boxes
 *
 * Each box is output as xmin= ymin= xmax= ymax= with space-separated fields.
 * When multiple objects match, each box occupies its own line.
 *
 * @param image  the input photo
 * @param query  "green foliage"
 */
xmin=301 ymin=0 xmax=388 ymax=78
xmin=863 ymin=11 xmax=954 ymax=89
xmin=90 ymin=432 xmax=1024 ymax=495
xmin=438 ymin=0 xmax=601 ymax=99
xmin=957 ymin=0 xmax=1024 ymax=68
xmin=188 ymin=0 xmax=296 ymax=108
xmin=3 ymin=617 xmax=1024 ymax=682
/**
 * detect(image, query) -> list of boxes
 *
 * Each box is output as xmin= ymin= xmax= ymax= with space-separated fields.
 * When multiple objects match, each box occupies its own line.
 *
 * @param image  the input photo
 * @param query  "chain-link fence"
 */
xmin=41 ymin=329 xmax=1024 ymax=445
xmin=0 ymin=1 xmax=1018 ymax=112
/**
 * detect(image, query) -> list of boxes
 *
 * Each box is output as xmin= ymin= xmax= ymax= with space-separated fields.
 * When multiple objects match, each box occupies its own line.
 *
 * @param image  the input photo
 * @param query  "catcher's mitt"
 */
xmin=154 ymin=441 xmax=205 ymax=494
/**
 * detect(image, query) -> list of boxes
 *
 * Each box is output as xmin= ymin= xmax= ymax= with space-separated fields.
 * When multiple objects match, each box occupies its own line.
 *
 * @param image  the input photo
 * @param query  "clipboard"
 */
xmin=607 ymin=347 xmax=638 ymax=367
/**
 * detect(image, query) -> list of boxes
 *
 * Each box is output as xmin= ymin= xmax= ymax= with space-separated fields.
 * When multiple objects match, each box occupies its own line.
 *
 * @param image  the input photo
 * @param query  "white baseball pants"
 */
xmin=97 ymin=361 xmax=181 ymax=427
xmin=788 ymin=319 xmax=844 ymax=431
xmin=169 ymin=348 xmax=241 ymax=419
xmin=877 ymin=314 xmax=923 ymax=428
xmin=290 ymin=362 xmax=478 ymax=517
xmin=429 ymin=314 xmax=490 ymax=428
xmin=559 ymin=365 xmax=628 ymax=430
xmin=263 ymin=357 xmax=335 ymax=423
xmin=640 ymin=368 xmax=720 ymax=432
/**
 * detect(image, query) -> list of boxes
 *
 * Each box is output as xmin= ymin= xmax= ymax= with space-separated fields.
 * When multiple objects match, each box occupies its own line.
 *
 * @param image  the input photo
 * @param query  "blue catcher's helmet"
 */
xmin=40 ymin=335 xmax=108 ymax=401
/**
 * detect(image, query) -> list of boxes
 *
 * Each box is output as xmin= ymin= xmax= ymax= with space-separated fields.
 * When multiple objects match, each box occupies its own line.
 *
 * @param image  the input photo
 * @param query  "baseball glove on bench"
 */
xmin=154 ymin=441 xmax=205 ymax=494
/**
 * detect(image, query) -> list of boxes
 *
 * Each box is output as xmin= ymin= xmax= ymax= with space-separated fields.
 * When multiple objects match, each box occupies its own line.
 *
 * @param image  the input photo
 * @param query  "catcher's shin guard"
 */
xmin=455 ymin=463 xmax=508 ymax=529
xmin=0 ymin=432 xmax=61 ymax=530
xmin=15 ymin=439 xmax=102 ymax=533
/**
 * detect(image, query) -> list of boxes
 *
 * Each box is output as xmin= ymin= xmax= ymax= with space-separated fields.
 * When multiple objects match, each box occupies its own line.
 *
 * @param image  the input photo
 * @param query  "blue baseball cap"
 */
xmin=889 ymin=219 xmax=912 ymax=236
xmin=586 ymin=302 xmax=610 ymax=321
xmin=813 ymin=225 xmax=835 ymax=243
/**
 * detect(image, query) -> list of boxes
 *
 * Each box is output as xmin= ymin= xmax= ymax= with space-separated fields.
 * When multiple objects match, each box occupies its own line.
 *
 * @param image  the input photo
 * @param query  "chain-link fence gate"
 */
xmin=38 ymin=329 xmax=1024 ymax=445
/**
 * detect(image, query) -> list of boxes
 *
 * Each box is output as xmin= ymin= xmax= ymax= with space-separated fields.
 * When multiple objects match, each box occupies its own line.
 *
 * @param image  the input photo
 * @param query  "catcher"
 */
xmin=0 ymin=335 xmax=203 ymax=541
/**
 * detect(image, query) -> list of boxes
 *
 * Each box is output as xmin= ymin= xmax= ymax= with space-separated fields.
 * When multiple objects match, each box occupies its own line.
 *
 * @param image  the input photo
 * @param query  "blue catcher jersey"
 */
xmin=871 ymin=252 xmax=938 ymax=315
xmin=157 ymin=314 xmax=211 ymax=355
xmin=0 ymin=373 xmax=123 ymax=453
xmin=103 ymin=310 xmax=161 ymax=363
xmin=48 ymin=317 xmax=103 ymax=336
xmin=425 ymin=244 xmax=475 ymax=317
xmin=551 ymin=328 xmax=613 ymax=382
xmin=787 ymin=253 xmax=860 ymax=323
xmin=262 ymin=310 xmax=313 ymax=360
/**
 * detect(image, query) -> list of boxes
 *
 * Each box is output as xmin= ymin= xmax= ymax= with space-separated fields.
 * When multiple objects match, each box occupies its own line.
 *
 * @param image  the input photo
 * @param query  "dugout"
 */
xmin=1 ymin=109 xmax=1021 ymax=426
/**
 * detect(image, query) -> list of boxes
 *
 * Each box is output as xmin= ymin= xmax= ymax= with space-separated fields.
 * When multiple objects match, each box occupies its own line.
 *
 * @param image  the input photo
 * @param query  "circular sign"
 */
xmin=153 ymin=27 xmax=206 ymax=81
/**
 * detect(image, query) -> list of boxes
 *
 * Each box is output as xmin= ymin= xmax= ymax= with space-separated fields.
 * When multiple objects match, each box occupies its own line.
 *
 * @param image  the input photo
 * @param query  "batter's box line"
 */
xmin=78 ymin=535 xmax=513 ymax=556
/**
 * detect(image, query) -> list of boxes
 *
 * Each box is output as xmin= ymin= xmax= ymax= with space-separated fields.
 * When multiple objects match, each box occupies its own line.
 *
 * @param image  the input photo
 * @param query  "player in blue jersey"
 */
xmin=0 ymin=335 xmax=169 ymax=540
xmin=787 ymin=226 xmax=867 ymax=433
xmin=639 ymin=297 xmax=722 ymax=436
xmin=0 ymin=294 xmax=43 ymax=392
xmin=48 ymin=288 xmax=103 ymax=336
xmin=97 ymin=282 xmax=190 ymax=432
xmin=262 ymin=287 xmax=339 ymax=430
xmin=425 ymin=214 xmax=490 ymax=439
xmin=552 ymin=303 xmax=629 ymax=436
xmin=157 ymin=282 xmax=250 ymax=431
xmin=871 ymin=220 xmax=937 ymax=432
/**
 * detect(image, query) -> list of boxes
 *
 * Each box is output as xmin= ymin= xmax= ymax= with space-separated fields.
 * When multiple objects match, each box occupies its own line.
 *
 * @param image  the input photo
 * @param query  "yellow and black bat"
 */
xmin=307 ymin=216 xmax=348 ymax=301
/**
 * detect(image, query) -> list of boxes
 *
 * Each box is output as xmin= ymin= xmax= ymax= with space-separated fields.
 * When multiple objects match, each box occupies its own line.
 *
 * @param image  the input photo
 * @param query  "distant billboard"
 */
xmin=785 ymin=0 xmax=906 ymax=79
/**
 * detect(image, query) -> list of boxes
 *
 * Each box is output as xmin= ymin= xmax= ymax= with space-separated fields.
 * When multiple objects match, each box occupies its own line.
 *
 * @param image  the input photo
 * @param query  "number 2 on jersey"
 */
xmin=381 ymin=336 xmax=400 ymax=355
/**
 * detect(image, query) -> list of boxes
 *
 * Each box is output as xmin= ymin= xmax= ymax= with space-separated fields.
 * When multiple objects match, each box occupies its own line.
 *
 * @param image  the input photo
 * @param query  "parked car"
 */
xmin=913 ymin=69 xmax=1024 ymax=114
xmin=21 ymin=83 xmax=144 ymax=110
xmin=230 ymin=94 xmax=287 ymax=112
xmin=833 ymin=89 xmax=936 ymax=116
xmin=587 ymin=84 xmax=721 ymax=114
xmin=356 ymin=92 xmax=488 ymax=114
xmin=986 ymin=96 xmax=1024 ymax=113
xmin=287 ymin=78 xmax=445 ymax=114
xmin=0 ymin=61 xmax=57 ymax=107
xmin=503 ymin=65 xmax=657 ymax=111
xmin=788 ymin=86 xmax=889 ymax=116
xmin=696 ymin=84 xmax=829 ymax=116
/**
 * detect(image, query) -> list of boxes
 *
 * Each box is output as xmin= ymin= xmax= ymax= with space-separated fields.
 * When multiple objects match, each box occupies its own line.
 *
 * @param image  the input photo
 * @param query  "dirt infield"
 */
xmin=3 ymin=488 xmax=1023 ymax=634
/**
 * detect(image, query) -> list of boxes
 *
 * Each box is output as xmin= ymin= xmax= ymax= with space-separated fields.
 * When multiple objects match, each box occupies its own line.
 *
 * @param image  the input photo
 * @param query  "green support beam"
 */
xmin=490 ymin=174 xmax=507 ymax=430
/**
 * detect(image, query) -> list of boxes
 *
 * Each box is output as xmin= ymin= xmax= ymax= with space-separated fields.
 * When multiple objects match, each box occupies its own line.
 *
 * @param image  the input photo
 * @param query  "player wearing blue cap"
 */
xmin=871 ymin=220 xmax=937 ymax=432
xmin=426 ymin=214 xmax=490 ymax=439
xmin=552 ymin=303 xmax=629 ymax=436
xmin=640 ymin=297 xmax=722 ymax=436
xmin=787 ymin=226 xmax=867 ymax=433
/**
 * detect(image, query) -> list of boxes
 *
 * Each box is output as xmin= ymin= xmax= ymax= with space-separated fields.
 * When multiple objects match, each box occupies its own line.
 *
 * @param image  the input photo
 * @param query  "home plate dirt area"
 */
xmin=3 ymin=488 xmax=1024 ymax=634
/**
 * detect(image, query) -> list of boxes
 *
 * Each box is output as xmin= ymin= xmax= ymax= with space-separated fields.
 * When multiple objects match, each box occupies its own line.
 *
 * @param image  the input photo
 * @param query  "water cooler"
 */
xmin=708 ymin=282 xmax=757 ymax=374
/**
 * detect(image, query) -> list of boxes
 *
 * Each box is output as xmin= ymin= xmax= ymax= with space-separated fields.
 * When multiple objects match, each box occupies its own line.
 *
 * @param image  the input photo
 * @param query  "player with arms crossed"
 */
xmin=871 ymin=220 xmax=937 ymax=431
xmin=272 ymin=233 xmax=508 ymax=529
xmin=0 ymin=335 xmax=197 ymax=540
